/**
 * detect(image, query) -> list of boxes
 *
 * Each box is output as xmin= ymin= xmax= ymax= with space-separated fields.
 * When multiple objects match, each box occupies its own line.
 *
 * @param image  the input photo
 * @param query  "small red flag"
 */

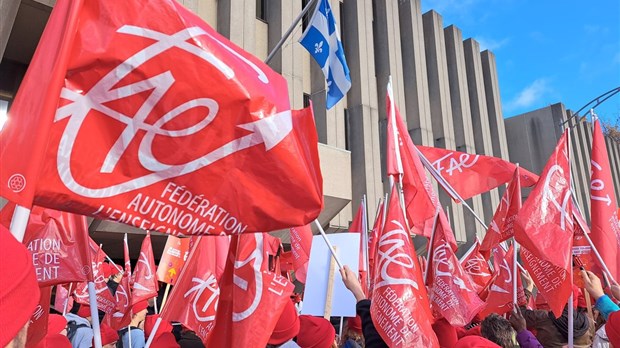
xmin=514 ymin=131 xmax=573 ymax=317
xmin=590 ymin=119 xmax=620 ymax=281
xmin=417 ymin=145 xmax=538 ymax=201
xmin=478 ymin=245 xmax=526 ymax=318
xmin=74 ymin=247 xmax=116 ymax=314
xmin=207 ymin=233 xmax=294 ymax=347
xmin=460 ymin=240 xmax=494 ymax=295
xmin=288 ymin=224 xmax=313 ymax=284
xmin=370 ymin=185 xmax=439 ymax=347
xmin=105 ymin=235 xmax=133 ymax=330
xmin=131 ymin=233 xmax=159 ymax=304
xmin=368 ymin=199 xmax=384 ymax=295
xmin=480 ymin=167 xmax=523 ymax=254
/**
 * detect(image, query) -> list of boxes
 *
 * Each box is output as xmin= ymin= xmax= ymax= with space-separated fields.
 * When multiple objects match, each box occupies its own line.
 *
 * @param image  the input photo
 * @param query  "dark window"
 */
xmin=302 ymin=0 xmax=312 ymax=31
xmin=303 ymin=93 xmax=311 ymax=108
xmin=339 ymin=1 xmax=345 ymax=49
xmin=256 ymin=0 xmax=267 ymax=21
xmin=344 ymin=108 xmax=350 ymax=151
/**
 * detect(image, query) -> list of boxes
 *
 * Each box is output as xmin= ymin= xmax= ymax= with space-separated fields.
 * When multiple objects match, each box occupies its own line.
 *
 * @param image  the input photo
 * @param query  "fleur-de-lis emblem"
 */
xmin=314 ymin=41 xmax=323 ymax=54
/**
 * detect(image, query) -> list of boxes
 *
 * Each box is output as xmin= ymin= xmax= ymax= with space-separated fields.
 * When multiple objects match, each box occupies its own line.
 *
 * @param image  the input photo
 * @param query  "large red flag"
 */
xmin=479 ymin=245 xmax=526 ymax=318
xmin=0 ymin=0 xmax=322 ymax=236
xmin=417 ymin=146 xmax=538 ymax=201
xmin=208 ymin=233 xmax=294 ymax=347
xmin=460 ymin=240 xmax=494 ymax=295
xmin=590 ymin=119 xmax=620 ymax=281
xmin=131 ymin=233 xmax=159 ymax=304
xmin=74 ymin=247 xmax=117 ymax=314
xmin=427 ymin=218 xmax=486 ymax=326
xmin=370 ymin=185 xmax=439 ymax=347
xmin=160 ymin=237 xmax=229 ymax=343
xmin=514 ymin=132 xmax=573 ymax=317
xmin=0 ymin=204 xmax=92 ymax=286
xmin=288 ymin=224 xmax=313 ymax=284
xmin=385 ymin=82 xmax=438 ymax=238
xmin=480 ymin=167 xmax=522 ymax=254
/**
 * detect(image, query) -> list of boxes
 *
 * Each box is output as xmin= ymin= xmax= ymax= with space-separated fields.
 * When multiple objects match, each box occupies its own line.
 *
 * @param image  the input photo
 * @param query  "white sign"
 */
xmin=301 ymin=233 xmax=360 ymax=317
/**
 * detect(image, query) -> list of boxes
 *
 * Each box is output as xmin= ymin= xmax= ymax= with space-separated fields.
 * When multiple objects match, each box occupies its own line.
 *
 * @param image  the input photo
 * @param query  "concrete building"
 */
xmin=2 ymin=0 xmax=616 ymax=259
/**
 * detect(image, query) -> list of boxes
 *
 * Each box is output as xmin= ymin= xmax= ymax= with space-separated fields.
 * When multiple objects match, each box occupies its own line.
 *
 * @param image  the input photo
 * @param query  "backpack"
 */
xmin=66 ymin=320 xmax=90 ymax=342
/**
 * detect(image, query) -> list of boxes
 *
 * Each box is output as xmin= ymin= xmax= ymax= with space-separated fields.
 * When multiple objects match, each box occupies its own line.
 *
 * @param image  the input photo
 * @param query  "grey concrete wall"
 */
xmin=0 ymin=0 xmax=21 ymax=61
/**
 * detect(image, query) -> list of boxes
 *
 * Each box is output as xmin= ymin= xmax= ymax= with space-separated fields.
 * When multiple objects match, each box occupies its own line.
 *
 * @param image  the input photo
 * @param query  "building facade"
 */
xmin=1 ymin=0 xmax=617 ymax=258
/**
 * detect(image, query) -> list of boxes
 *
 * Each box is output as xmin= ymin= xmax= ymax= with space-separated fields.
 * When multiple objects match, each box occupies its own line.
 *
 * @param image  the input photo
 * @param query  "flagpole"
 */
xmin=88 ymin=281 xmax=103 ymax=348
xmin=381 ymin=193 xmax=388 ymax=232
xmin=9 ymin=205 xmax=31 ymax=242
xmin=423 ymin=209 xmax=440 ymax=284
xmin=144 ymin=317 xmax=162 ymax=348
xmin=513 ymin=239 xmax=518 ymax=305
xmin=264 ymin=0 xmax=319 ymax=64
xmin=362 ymin=195 xmax=371 ymax=291
xmin=63 ymin=283 xmax=73 ymax=315
xmin=568 ymin=270 xmax=574 ymax=348
xmin=314 ymin=219 xmax=344 ymax=270
xmin=458 ymin=237 xmax=480 ymax=263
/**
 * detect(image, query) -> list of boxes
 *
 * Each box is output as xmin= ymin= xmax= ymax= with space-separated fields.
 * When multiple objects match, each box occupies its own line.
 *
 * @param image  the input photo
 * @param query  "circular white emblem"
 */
xmin=7 ymin=174 xmax=26 ymax=193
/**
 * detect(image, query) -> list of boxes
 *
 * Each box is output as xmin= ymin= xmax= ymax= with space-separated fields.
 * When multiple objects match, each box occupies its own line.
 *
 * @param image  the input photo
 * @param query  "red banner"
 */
xmin=0 ymin=0 xmax=323 ymax=236
xmin=0 ymin=204 xmax=92 ymax=286
xmin=370 ymin=185 xmax=439 ymax=347
xmin=288 ymin=224 xmax=312 ymax=284
xmin=479 ymin=245 xmax=526 ymax=318
xmin=74 ymin=247 xmax=116 ymax=314
xmin=25 ymin=286 xmax=52 ymax=347
xmin=105 ymin=235 xmax=133 ymax=330
xmin=131 ymin=233 xmax=159 ymax=304
xmin=208 ymin=233 xmax=294 ymax=347
xmin=53 ymin=284 xmax=74 ymax=313
xmin=514 ymin=132 xmax=573 ymax=317
xmin=480 ymin=167 xmax=522 ymax=254
xmin=417 ymin=146 xmax=538 ymax=200
xmin=590 ymin=119 xmax=620 ymax=281
xmin=385 ymin=84 xmax=439 ymax=238
xmin=157 ymin=235 xmax=190 ymax=285
xmin=460 ymin=240 xmax=493 ymax=295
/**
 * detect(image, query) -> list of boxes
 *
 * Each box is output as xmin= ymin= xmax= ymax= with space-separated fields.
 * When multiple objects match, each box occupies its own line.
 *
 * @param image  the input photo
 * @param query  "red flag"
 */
xmin=0 ymin=203 xmax=93 ymax=286
xmin=480 ymin=167 xmax=523 ymax=254
xmin=368 ymin=199 xmax=384 ymax=295
xmin=590 ymin=119 xmax=620 ymax=281
xmin=460 ymin=240 xmax=494 ymax=295
xmin=514 ymin=131 xmax=573 ymax=316
xmin=131 ymin=233 xmax=159 ymax=304
xmin=349 ymin=201 xmax=366 ymax=270
xmin=208 ymin=233 xmax=294 ymax=347
xmin=25 ymin=286 xmax=52 ymax=347
xmin=54 ymin=284 xmax=74 ymax=313
xmin=74 ymin=247 xmax=117 ymax=314
xmin=289 ymin=224 xmax=313 ymax=284
xmin=370 ymin=185 xmax=439 ymax=347
xmin=385 ymin=82 xmax=438 ymax=238
xmin=427 ymin=219 xmax=486 ymax=326
xmin=417 ymin=145 xmax=538 ymax=200
xmin=0 ymin=0 xmax=323 ymax=236
xmin=104 ymin=235 xmax=133 ymax=330
xmin=479 ymin=245 xmax=526 ymax=318
xmin=160 ymin=237 xmax=229 ymax=343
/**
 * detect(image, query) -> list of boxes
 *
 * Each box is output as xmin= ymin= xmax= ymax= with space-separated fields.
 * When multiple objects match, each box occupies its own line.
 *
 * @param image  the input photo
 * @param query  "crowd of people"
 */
xmin=1 ymin=221 xmax=619 ymax=348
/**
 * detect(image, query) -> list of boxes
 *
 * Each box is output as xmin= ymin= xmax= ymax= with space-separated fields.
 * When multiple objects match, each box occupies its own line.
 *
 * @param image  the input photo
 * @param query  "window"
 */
xmin=302 ymin=0 xmax=312 ymax=31
xmin=303 ymin=93 xmax=311 ymax=108
xmin=256 ymin=0 xmax=267 ymax=21
xmin=344 ymin=108 xmax=350 ymax=150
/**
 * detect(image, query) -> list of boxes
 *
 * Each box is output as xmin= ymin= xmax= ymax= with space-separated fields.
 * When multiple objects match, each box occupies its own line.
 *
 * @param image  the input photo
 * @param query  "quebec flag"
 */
xmin=299 ymin=0 xmax=351 ymax=109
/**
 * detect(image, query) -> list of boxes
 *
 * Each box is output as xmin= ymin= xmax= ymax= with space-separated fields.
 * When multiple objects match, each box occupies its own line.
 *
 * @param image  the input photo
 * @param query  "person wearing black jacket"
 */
xmin=340 ymin=266 xmax=388 ymax=348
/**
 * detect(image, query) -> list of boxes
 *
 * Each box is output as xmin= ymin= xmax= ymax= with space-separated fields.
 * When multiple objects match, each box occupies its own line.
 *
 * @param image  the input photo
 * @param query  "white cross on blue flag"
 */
xmin=299 ymin=0 xmax=351 ymax=109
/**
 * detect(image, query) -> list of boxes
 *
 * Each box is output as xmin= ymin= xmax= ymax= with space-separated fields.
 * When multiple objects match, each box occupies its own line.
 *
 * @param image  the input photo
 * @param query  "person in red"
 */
xmin=297 ymin=315 xmax=337 ymax=348
xmin=0 ymin=224 xmax=40 ymax=348
xmin=267 ymin=300 xmax=301 ymax=348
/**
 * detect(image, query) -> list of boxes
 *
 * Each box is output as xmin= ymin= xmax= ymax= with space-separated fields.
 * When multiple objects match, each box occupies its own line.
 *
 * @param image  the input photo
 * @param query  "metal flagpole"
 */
xmin=423 ymin=209 xmax=440 ymax=284
xmin=513 ymin=239 xmax=519 ymax=304
xmin=9 ymin=205 xmax=31 ymax=242
xmin=264 ymin=0 xmax=319 ymax=64
xmin=144 ymin=317 xmax=162 ymax=348
xmin=63 ymin=283 xmax=73 ymax=315
xmin=362 ymin=195 xmax=370 ymax=291
xmin=88 ymin=282 xmax=103 ymax=348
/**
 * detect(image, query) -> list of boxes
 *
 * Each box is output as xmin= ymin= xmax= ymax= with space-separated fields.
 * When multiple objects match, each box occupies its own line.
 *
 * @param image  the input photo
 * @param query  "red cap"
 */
xmin=0 ymin=224 xmax=40 ymax=347
xmin=77 ymin=304 xmax=92 ymax=318
xmin=132 ymin=300 xmax=149 ymax=314
xmin=432 ymin=317 xmax=458 ymax=348
xmin=48 ymin=314 xmax=68 ymax=334
xmin=454 ymin=335 xmax=501 ymax=348
xmin=100 ymin=323 xmax=119 ymax=345
xmin=268 ymin=300 xmax=300 ymax=345
xmin=38 ymin=333 xmax=72 ymax=348
xmin=346 ymin=316 xmax=362 ymax=333
xmin=151 ymin=332 xmax=181 ymax=348
xmin=144 ymin=315 xmax=173 ymax=338
xmin=297 ymin=315 xmax=336 ymax=348
xmin=101 ymin=263 xmax=120 ymax=278
xmin=607 ymin=311 xmax=620 ymax=346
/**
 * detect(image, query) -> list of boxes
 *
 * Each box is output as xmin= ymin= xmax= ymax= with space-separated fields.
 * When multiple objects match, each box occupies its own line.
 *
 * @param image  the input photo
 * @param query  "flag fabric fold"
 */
xmin=1 ymin=0 xmax=323 ymax=235
xmin=288 ymin=224 xmax=313 ymax=284
xmin=459 ymin=240 xmax=494 ymax=296
xmin=131 ymin=233 xmax=159 ymax=305
xmin=299 ymin=0 xmax=351 ymax=109
xmin=370 ymin=185 xmax=439 ymax=347
xmin=590 ymin=119 xmax=620 ymax=281
xmin=478 ymin=245 xmax=526 ymax=318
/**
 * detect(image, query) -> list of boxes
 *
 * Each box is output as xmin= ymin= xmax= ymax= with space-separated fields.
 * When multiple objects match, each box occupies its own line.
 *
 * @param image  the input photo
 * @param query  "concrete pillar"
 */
xmin=443 ymin=25 xmax=486 ymax=240
xmin=0 ymin=0 xmax=20 ymax=61
xmin=422 ymin=11 xmax=466 ymax=242
xmin=343 ymin=0 xmax=382 ymax=223
xmin=605 ymin=136 xmax=620 ymax=202
xmin=397 ymin=0 xmax=433 ymax=146
xmin=463 ymin=38 xmax=499 ymax=223
xmin=184 ymin=0 xmax=217 ymax=28
xmin=217 ymin=0 xmax=255 ymax=51
xmin=480 ymin=50 xmax=509 ymax=160
xmin=570 ymin=117 xmax=590 ymax=218
xmin=266 ymin=0 xmax=304 ymax=109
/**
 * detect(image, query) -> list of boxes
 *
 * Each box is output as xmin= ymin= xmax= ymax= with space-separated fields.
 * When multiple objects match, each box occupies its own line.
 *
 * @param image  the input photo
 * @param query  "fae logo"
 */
xmin=54 ymin=25 xmax=292 ymax=199
xmin=232 ymin=233 xmax=264 ymax=321
xmin=184 ymin=273 xmax=219 ymax=322
xmin=542 ymin=165 xmax=572 ymax=231
xmin=375 ymin=220 xmax=418 ymax=290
